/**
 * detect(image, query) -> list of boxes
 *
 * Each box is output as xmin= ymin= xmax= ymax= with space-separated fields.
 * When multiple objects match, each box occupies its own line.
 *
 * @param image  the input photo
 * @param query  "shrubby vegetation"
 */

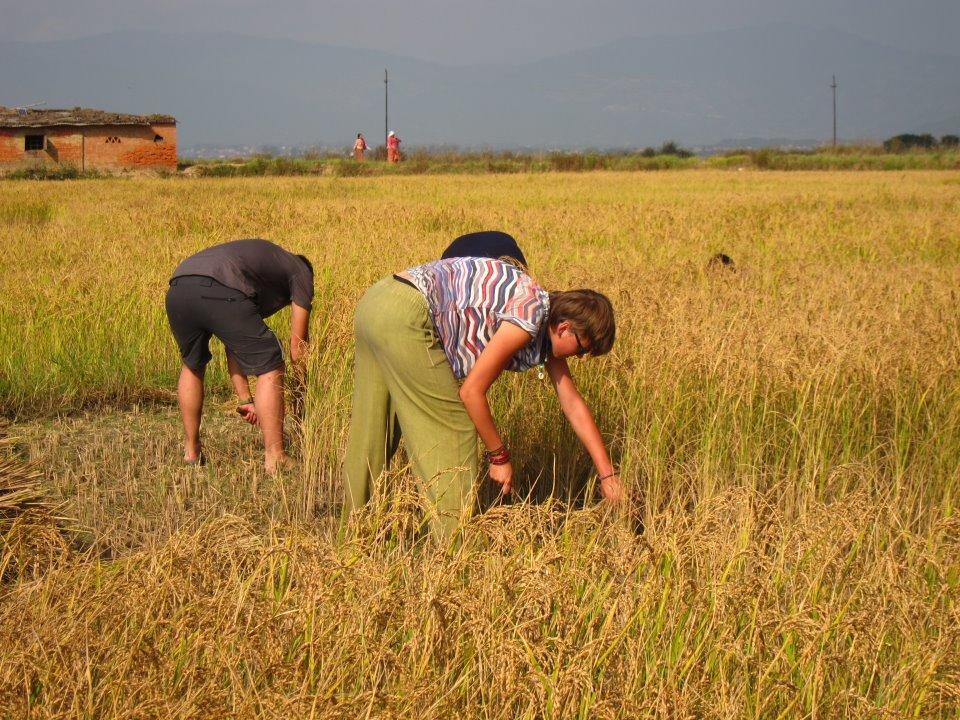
xmin=5 ymin=164 xmax=103 ymax=180
xmin=883 ymin=133 xmax=960 ymax=152
xmin=5 ymin=136 xmax=959 ymax=181
xmin=178 ymin=149 xmax=703 ymax=177
xmin=176 ymin=139 xmax=960 ymax=176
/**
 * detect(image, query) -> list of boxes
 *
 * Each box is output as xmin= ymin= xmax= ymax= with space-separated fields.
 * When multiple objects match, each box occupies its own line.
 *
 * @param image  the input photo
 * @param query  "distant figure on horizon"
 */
xmin=353 ymin=133 xmax=368 ymax=161
xmin=387 ymin=130 xmax=401 ymax=163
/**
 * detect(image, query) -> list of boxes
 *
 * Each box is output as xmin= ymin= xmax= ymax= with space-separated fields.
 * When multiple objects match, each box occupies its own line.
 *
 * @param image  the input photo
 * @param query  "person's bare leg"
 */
xmin=255 ymin=367 xmax=291 ymax=473
xmin=177 ymin=364 xmax=205 ymax=462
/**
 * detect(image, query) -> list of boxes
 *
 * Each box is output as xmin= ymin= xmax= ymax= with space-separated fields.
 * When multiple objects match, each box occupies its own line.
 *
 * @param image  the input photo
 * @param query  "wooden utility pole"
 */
xmin=831 ymin=75 xmax=838 ymax=148
xmin=384 ymin=69 xmax=389 ymax=152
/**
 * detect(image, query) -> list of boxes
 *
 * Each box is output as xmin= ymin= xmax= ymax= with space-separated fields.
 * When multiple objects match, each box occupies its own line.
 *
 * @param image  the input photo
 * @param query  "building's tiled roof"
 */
xmin=0 ymin=106 xmax=176 ymax=128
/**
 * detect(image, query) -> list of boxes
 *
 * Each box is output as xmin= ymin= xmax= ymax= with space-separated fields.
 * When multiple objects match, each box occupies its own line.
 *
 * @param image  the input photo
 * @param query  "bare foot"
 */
xmin=184 ymin=442 xmax=205 ymax=465
xmin=265 ymin=452 xmax=296 ymax=475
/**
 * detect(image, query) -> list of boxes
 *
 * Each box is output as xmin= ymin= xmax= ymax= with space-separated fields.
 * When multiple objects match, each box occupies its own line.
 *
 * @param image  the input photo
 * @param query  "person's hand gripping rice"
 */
xmin=236 ymin=399 xmax=258 ymax=426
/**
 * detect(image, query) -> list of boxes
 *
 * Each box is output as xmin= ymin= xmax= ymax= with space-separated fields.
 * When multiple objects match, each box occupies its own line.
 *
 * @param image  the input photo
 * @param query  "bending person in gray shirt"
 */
xmin=166 ymin=238 xmax=314 ymax=473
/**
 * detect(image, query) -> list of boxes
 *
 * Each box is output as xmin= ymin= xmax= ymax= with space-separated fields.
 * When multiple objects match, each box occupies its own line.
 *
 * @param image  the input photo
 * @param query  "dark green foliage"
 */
xmin=658 ymin=141 xmax=694 ymax=158
xmin=883 ymin=133 xmax=938 ymax=152
xmin=5 ymin=164 xmax=101 ymax=181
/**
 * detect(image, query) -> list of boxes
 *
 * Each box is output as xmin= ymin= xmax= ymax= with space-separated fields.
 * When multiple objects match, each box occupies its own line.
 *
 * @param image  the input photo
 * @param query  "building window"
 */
xmin=154 ymin=134 xmax=164 ymax=143
xmin=25 ymin=134 xmax=45 ymax=151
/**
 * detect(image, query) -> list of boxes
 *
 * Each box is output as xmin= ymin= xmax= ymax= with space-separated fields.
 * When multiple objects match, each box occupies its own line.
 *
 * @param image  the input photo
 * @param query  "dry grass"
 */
xmin=0 ymin=170 xmax=958 ymax=717
xmin=0 ymin=435 xmax=70 ymax=583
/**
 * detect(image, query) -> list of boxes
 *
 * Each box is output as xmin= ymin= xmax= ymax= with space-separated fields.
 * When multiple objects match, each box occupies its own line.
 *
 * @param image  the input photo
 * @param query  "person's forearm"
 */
xmin=290 ymin=336 xmax=309 ymax=377
xmin=288 ymin=337 xmax=309 ymax=419
xmin=290 ymin=344 xmax=306 ymax=371
xmin=226 ymin=351 xmax=252 ymax=401
xmin=459 ymin=386 xmax=504 ymax=451
xmin=563 ymin=397 xmax=615 ymax=475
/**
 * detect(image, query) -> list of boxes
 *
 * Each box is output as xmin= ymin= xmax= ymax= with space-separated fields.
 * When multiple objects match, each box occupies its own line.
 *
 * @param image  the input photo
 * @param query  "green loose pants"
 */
xmin=343 ymin=277 xmax=479 ymax=538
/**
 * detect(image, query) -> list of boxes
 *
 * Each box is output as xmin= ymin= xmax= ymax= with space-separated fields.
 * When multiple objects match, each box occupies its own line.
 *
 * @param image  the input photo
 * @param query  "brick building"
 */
xmin=0 ymin=107 xmax=177 ymax=172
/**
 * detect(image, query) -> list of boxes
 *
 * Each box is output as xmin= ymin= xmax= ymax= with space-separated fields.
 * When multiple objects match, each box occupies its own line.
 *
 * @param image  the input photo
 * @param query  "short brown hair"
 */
xmin=548 ymin=289 xmax=616 ymax=356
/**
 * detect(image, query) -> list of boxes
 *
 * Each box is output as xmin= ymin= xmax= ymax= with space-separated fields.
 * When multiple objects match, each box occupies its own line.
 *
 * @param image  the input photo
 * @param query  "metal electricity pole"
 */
xmin=384 ymin=69 xmax=389 ymax=152
xmin=831 ymin=75 xmax=838 ymax=148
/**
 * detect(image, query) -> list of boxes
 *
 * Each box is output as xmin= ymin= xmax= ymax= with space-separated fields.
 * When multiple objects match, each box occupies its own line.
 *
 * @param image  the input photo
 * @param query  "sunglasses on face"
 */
xmin=573 ymin=330 xmax=590 ymax=357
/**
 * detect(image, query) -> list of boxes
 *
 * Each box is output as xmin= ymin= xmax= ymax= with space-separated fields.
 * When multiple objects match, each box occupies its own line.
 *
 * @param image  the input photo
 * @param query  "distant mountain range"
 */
xmin=2 ymin=24 xmax=958 ymax=150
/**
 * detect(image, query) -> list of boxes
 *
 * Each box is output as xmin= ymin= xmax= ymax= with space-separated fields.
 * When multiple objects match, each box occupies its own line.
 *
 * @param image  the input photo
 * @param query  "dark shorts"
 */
xmin=165 ymin=275 xmax=284 ymax=376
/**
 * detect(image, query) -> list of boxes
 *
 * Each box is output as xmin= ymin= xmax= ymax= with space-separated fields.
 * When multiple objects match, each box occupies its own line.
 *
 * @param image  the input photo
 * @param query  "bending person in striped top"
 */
xmin=342 ymin=256 xmax=621 ymax=539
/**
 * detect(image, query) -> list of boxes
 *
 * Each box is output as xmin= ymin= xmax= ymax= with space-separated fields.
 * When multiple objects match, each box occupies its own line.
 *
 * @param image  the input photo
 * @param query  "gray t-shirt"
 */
xmin=172 ymin=239 xmax=313 ymax=318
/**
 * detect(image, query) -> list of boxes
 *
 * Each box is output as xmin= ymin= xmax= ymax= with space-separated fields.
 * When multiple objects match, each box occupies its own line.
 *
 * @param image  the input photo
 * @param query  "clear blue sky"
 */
xmin=4 ymin=0 xmax=959 ymax=62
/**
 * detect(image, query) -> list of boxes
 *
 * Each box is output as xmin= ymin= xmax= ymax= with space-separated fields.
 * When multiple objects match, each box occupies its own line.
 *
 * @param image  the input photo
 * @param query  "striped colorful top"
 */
xmin=405 ymin=257 xmax=551 ymax=380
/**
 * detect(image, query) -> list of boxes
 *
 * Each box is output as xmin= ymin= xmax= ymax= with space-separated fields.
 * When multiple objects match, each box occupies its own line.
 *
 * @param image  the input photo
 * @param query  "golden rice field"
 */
xmin=1 ymin=170 xmax=959 ymax=718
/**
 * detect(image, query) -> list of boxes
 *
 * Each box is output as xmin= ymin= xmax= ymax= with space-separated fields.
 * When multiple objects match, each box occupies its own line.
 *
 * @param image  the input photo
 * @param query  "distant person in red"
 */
xmin=387 ymin=130 xmax=401 ymax=163
xmin=353 ymin=133 xmax=368 ymax=161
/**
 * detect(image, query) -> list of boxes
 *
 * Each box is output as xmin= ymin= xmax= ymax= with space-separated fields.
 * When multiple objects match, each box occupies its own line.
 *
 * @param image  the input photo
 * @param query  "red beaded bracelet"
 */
xmin=484 ymin=445 xmax=511 ymax=465
xmin=489 ymin=451 xmax=511 ymax=465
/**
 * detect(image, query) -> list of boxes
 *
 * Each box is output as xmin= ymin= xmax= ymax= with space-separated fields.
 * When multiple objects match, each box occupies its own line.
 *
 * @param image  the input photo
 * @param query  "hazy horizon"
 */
xmin=4 ymin=0 xmax=960 ymax=65
xmin=3 ymin=7 xmax=959 ymax=149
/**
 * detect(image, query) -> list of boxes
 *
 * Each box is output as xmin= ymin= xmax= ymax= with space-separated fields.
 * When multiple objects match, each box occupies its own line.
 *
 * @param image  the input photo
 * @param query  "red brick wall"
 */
xmin=0 ymin=129 xmax=83 ymax=166
xmin=0 ymin=133 xmax=23 ymax=164
xmin=0 ymin=123 xmax=177 ymax=171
